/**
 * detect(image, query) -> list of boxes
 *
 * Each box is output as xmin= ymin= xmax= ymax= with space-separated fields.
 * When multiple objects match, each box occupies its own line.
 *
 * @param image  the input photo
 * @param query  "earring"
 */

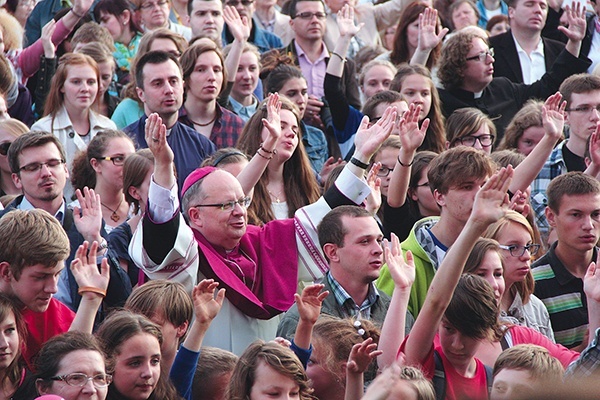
xmin=123 ymin=21 xmax=127 ymax=25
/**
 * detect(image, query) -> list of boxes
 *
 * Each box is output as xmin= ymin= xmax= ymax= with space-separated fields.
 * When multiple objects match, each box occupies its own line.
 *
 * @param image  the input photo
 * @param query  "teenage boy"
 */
xmin=377 ymin=146 xmax=496 ymax=317
xmin=532 ymin=172 xmax=600 ymax=350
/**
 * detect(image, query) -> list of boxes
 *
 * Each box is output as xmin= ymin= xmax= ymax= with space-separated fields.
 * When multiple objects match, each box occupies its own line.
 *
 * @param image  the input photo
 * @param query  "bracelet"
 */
xmin=331 ymin=51 xmax=346 ymax=63
xmin=259 ymin=143 xmax=277 ymax=154
xmin=78 ymin=286 xmax=106 ymax=298
xmin=71 ymin=8 xmax=85 ymax=18
xmin=350 ymin=156 xmax=369 ymax=169
xmin=397 ymin=156 xmax=414 ymax=167
xmin=256 ymin=149 xmax=274 ymax=160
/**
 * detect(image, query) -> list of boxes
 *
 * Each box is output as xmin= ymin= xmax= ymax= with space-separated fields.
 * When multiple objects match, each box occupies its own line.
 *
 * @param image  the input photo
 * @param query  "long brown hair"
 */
xmin=236 ymin=98 xmax=320 ymax=225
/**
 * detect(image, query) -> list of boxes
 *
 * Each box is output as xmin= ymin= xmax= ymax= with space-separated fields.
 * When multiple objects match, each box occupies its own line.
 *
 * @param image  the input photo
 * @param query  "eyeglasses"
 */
xmin=466 ymin=48 xmax=494 ymax=62
xmin=99 ymin=155 xmax=127 ymax=166
xmin=19 ymin=158 xmax=65 ymax=173
xmin=376 ymin=166 xmax=393 ymax=177
xmin=0 ymin=142 xmax=10 ymax=156
xmin=293 ymin=11 xmax=327 ymax=19
xmin=454 ymin=134 xmax=495 ymax=148
xmin=48 ymin=373 xmax=113 ymax=388
xmin=225 ymin=0 xmax=254 ymax=6
xmin=498 ymin=243 xmax=541 ymax=257
xmin=140 ymin=0 xmax=168 ymax=10
xmin=565 ymin=104 xmax=600 ymax=113
xmin=192 ymin=196 xmax=251 ymax=211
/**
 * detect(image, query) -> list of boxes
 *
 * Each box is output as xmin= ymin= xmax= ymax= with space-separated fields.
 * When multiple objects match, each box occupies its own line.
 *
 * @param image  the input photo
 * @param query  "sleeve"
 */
xmin=290 ymin=340 xmax=313 ymax=370
xmin=34 ymin=56 xmax=57 ymax=118
xmin=17 ymin=19 xmax=70 ymax=79
xmin=324 ymin=73 xmax=350 ymax=132
xmin=370 ymin=0 xmax=411 ymax=31
xmin=566 ymin=327 xmax=600 ymax=377
xmin=343 ymin=59 xmax=362 ymax=110
xmin=169 ymin=346 xmax=200 ymax=400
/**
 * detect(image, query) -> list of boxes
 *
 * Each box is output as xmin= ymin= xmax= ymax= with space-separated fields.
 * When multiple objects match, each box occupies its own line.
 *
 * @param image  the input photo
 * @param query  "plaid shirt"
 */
xmin=179 ymin=103 xmax=244 ymax=149
xmin=326 ymin=272 xmax=379 ymax=320
xmin=530 ymin=141 xmax=567 ymax=240
xmin=566 ymin=327 xmax=600 ymax=377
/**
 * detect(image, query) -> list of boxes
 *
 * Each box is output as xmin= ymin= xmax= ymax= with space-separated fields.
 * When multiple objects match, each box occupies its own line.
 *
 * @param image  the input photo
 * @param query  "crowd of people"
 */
xmin=2 ymin=0 xmax=600 ymax=397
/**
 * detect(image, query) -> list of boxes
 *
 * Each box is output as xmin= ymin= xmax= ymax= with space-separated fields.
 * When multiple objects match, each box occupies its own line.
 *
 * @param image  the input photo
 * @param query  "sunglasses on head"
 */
xmin=0 ymin=142 xmax=10 ymax=156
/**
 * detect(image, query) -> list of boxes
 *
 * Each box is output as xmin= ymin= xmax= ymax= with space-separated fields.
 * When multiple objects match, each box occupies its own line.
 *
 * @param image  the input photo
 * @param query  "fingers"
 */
xmin=317 ymin=290 xmax=329 ymax=302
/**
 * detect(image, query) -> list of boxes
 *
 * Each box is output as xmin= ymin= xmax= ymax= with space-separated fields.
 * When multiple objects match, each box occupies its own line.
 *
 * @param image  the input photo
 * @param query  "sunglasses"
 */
xmin=0 ymin=142 xmax=10 ymax=156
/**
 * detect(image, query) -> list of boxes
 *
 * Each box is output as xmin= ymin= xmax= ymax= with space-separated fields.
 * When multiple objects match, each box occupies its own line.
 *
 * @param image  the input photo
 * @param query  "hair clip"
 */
xmin=354 ymin=319 xmax=366 ymax=338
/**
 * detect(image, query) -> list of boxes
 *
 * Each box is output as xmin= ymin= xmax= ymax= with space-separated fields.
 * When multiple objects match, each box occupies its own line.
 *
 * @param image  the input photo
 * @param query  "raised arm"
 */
xmin=404 ymin=166 xmax=513 ymax=365
xmin=223 ymin=6 xmax=250 ymax=85
xmin=584 ymin=260 xmax=600 ymax=346
xmin=344 ymin=338 xmax=382 ymax=400
xmin=236 ymin=93 xmax=282 ymax=194
xmin=387 ymin=104 xmax=428 ymax=207
xmin=410 ymin=8 xmax=448 ymax=67
xmin=584 ymin=129 xmax=600 ymax=179
xmin=293 ymin=283 xmax=328 ymax=350
xmin=509 ymin=92 xmax=565 ymax=194
xmin=560 ymin=2 xmax=586 ymax=57
xmin=146 ymin=113 xmax=176 ymax=192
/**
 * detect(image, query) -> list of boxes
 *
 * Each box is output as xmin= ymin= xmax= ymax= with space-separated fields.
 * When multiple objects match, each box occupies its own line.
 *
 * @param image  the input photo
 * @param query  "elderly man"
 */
xmin=130 ymin=105 xmax=397 ymax=354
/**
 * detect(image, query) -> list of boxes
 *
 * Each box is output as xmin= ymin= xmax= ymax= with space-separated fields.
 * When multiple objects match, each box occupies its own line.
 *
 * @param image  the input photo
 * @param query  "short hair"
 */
xmin=0 ymin=209 xmax=69 ymax=280
xmin=193 ymin=347 xmax=238 ymax=399
xmin=287 ymin=0 xmax=325 ymax=18
xmin=559 ymin=73 xmax=600 ymax=108
xmin=7 ymin=131 xmax=67 ymax=175
xmin=427 ymin=147 xmax=495 ymax=195
xmin=493 ymin=344 xmax=565 ymax=380
xmin=498 ymin=101 xmax=544 ymax=152
xmin=445 ymin=274 xmax=502 ymax=340
xmin=226 ymin=341 xmax=314 ymax=400
xmin=361 ymin=90 xmax=405 ymax=120
xmin=358 ymin=59 xmax=397 ymax=88
xmin=135 ymin=50 xmax=182 ymax=91
xmin=317 ymin=205 xmax=373 ymax=250
xmin=374 ymin=136 xmax=401 ymax=162
xmin=71 ymin=22 xmax=116 ymax=52
xmin=34 ymin=331 xmax=105 ymax=389
xmin=408 ymin=151 xmax=438 ymax=194
xmin=438 ymin=30 xmax=488 ymax=90
xmin=124 ymin=149 xmax=155 ymax=214
xmin=491 ymin=149 xmax=525 ymax=168
xmin=188 ymin=0 xmax=224 ymax=17
xmin=354 ymin=45 xmax=386 ymax=74
xmin=446 ymin=107 xmax=496 ymax=147
xmin=546 ymin=171 xmax=600 ymax=212
xmin=486 ymin=14 xmax=509 ymax=32
xmin=125 ymin=280 xmax=194 ymax=344
xmin=180 ymin=38 xmax=228 ymax=95
xmin=0 ymin=118 xmax=28 ymax=140
xmin=76 ymin=42 xmax=116 ymax=66
xmin=449 ymin=0 xmax=479 ymax=30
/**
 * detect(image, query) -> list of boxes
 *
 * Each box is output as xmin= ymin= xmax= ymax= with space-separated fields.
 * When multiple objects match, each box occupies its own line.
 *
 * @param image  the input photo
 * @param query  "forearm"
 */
xmin=182 ymin=321 xmax=211 ymax=351
xmin=410 ymin=48 xmax=431 ymax=66
xmin=153 ymin=160 xmax=176 ymax=191
xmin=224 ymin=39 xmax=245 ymax=83
xmin=61 ymin=9 xmax=86 ymax=32
xmin=565 ymin=38 xmax=582 ymax=58
xmin=588 ymin=299 xmax=600 ymax=346
xmin=235 ymin=134 xmax=277 ymax=195
xmin=386 ymin=148 xmax=415 ymax=207
xmin=344 ymin=372 xmax=364 ymax=400
xmin=509 ymin=135 xmax=558 ymax=194
xmin=327 ymin=35 xmax=353 ymax=78
xmin=378 ymin=288 xmax=410 ymax=369
xmin=69 ymin=294 xmax=103 ymax=333
xmin=293 ymin=319 xmax=315 ymax=350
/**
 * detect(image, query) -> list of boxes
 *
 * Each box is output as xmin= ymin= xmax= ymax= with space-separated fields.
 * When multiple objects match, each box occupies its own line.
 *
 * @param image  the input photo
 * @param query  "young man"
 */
xmin=124 ymin=51 xmax=216 ymax=192
xmin=0 ymin=209 xmax=108 ymax=366
xmin=377 ymin=146 xmax=496 ymax=317
xmin=531 ymin=73 xmax=600 ymax=240
xmin=532 ymin=172 xmax=600 ymax=350
xmin=188 ymin=0 xmax=225 ymax=41
xmin=276 ymin=206 xmax=414 ymax=340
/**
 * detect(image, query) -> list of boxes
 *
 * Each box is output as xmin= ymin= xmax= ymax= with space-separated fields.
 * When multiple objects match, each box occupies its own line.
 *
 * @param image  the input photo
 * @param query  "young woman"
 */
xmin=0 ymin=293 xmax=28 ymax=400
xmin=31 ymin=53 xmax=117 ymax=199
xmin=70 ymin=130 xmax=136 ymax=232
xmin=446 ymin=107 xmax=496 ymax=154
xmin=34 ymin=331 xmax=110 ymax=400
xmin=237 ymin=97 xmax=320 ymax=225
xmin=94 ymin=0 xmax=142 ymax=89
xmin=0 ymin=118 xmax=27 ymax=196
xmin=222 ymin=42 xmax=261 ymax=124
xmin=390 ymin=64 xmax=446 ymax=153
xmin=358 ymin=60 xmax=397 ymax=101
xmin=498 ymin=100 xmax=549 ymax=156
xmin=226 ymin=341 xmax=315 ymax=400
xmin=179 ymin=38 xmax=245 ymax=148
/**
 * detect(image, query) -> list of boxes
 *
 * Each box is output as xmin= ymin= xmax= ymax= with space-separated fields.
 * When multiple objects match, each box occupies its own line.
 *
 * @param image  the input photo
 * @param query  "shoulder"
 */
xmin=489 ymin=31 xmax=513 ymax=47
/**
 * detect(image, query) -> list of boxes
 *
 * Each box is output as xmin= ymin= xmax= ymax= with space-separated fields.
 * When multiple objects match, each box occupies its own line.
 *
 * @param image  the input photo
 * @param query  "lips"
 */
xmin=580 ymin=235 xmax=597 ymax=243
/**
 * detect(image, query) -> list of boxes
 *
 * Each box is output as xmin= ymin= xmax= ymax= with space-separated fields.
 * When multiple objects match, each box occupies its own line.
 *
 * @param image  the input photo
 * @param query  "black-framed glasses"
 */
xmin=225 ymin=0 xmax=254 ymax=6
xmin=454 ymin=134 xmax=495 ymax=148
xmin=498 ymin=243 xmax=541 ymax=257
xmin=192 ymin=196 xmax=251 ymax=211
xmin=140 ymin=0 xmax=168 ymax=10
xmin=565 ymin=104 xmax=600 ymax=113
xmin=293 ymin=11 xmax=327 ymax=19
xmin=19 ymin=158 xmax=65 ymax=173
xmin=99 ymin=155 xmax=126 ymax=166
xmin=376 ymin=166 xmax=393 ymax=177
xmin=0 ymin=142 xmax=10 ymax=156
xmin=48 ymin=373 xmax=113 ymax=388
xmin=466 ymin=48 xmax=494 ymax=62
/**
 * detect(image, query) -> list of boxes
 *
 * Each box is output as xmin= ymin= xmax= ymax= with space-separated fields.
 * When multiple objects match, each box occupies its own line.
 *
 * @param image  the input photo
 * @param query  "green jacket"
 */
xmin=376 ymin=217 xmax=441 ymax=318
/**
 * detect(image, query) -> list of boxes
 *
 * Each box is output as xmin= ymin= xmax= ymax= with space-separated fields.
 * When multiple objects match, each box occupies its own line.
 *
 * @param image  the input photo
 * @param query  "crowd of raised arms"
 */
xmin=3 ymin=0 xmax=600 ymax=398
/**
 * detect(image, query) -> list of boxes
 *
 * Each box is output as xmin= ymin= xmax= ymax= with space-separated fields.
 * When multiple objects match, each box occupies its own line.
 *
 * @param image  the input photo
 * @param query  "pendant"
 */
xmin=111 ymin=211 xmax=120 ymax=222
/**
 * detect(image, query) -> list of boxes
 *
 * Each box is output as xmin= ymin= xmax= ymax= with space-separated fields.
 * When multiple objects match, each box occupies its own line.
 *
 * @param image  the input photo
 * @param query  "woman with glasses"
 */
xmin=133 ymin=0 xmax=191 ymax=40
xmin=70 ymin=130 xmax=135 ymax=232
xmin=33 ymin=331 xmax=110 ymax=400
xmin=446 ymin=107 xmax=496 ymax=154
xmin=0 ymin=118 xmax=28 ymax=198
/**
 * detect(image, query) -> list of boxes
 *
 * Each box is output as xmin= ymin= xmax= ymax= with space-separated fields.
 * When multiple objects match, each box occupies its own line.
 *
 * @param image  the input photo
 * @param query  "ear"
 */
xmin=137 ymin=87 xmax=146 ymax=104
xmin=90 ymin=158 xmax=101 ymax=173
xmin=128 ymin=185 xmax=142 ymax=201
xmin=409 ymin=188 xmax=418 ymax=202
xmin=433 ymin=189 xmax=445 ymax=208
xmin=322 ymin=243 xmax=339 ymax=263
xmin=187 ymin=206 xmax=203 ymax=228
xmin=508 ymin=6 xmax=515 ymax=20
xmin=445 ymin=141 xmax=451 ymax=150
xmin=11 ymin=173 xmax=22 ymax=190
xmin=0 ymin=262 xmax=12 ymax=283
xmin=120 ymin=9 xmax=131 ymax=24
xmin=176 ymin=321 xmax=189 ymax=338
xmin=545 ymin=206 xmax=556 ymax=228
xmin=35 ymin=379 xmax=50 ymax=396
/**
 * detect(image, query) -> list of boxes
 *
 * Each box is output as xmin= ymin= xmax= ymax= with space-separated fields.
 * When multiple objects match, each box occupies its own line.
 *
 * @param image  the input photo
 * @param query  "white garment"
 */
xmin=513 ymin=35 xmax=546 ymax=84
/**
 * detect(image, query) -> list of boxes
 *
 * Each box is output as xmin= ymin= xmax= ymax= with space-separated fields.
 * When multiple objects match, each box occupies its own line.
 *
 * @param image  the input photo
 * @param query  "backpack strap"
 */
xmin=484 ymin=364 xmax=494 ymax=395
xmin=433 ymin=350 xmax=446 ymax=400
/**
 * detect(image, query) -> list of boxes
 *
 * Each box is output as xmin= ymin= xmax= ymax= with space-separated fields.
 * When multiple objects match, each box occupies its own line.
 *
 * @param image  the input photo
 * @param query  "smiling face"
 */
xmin=112 ymin=333 xmax=161 ymax=400
xmin=61 ymin=64 xmax=99 ymax=114
xmin=231 ymin=51 xmax=260 ymax=104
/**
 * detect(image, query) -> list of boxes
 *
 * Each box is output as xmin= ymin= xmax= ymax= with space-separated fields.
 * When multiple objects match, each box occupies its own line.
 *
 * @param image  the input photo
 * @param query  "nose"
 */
xmin=45 ymin=276 xmax=59 ymax=295
xmin=81 ymin=378 xmax=98 ymax=394
xmin=591 ymin=107 xmax=600 ymax=121
xmin=473 ymin=138 xmax=484 ymax=150
xmin=452 ymin=334 xmax=465 ymax=350
xmin=140 ymin=362 xmax=153 ymax=379
xmin=39 ymin=163 xmax=53 ymax=176
xmin=0 ymin=333 xmax=8 ymax=349
xmin=582 ymin=215 xmax=595 ymax=230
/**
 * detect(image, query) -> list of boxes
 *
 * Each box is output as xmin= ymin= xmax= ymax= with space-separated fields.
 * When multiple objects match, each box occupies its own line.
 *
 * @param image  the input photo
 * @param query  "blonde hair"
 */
xmin=0 ymin=10 xmax=23 ymax=51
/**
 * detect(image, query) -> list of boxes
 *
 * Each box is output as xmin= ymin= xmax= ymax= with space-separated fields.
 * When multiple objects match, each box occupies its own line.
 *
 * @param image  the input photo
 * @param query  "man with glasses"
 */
xmin=437 ymin=16 xmax=590 ymax=141
xmin=532 ymin=172 xmax=600 ymax=350
xmin=531 ymin=74 xmax=600 ymax=242
xmin=135 ymin=0 xmax=192 ymax=40
xmin=220 ymin=0 xmax=282 ymax=53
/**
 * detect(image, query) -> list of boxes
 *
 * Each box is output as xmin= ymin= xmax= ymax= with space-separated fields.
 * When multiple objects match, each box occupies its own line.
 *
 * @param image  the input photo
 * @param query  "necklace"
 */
xmin=188 ymin=112 xmax=217 ymax=127
xmin=267 ymin=188 xmax=284 ymax=203
xmin=101 ymin=198 xmax=124 ymax=222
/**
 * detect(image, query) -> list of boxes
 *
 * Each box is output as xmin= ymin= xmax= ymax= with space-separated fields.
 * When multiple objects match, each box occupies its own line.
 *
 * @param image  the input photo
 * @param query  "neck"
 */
xmin=452 ymin=356 xmax=478 ymax=378
xmin=232 ymin=92 xmax=254 ymax=107
xmin=94 ymin=179 xmax=124 ymax=205
xmin=254 ymin=5 xmax=275 ymax=21
xmin=429 ymin=215 xmax=464 ymax=248
xmin=267 ymin=158 xmax=285 ymax=178
xmin=161 ymin=350 xmax=176 ymax=377
xmin=295 ymin=38 xmax=324 ymax=62
xmin=483 ymin=0 xmax=500 ymax=10
xmin=66 ymin=107 xmax=91 ymax=135
xmin=331 ymin=270 xmax=370 ymax=305
xmin=565 ymin=136 xmax=588 ymax=157
xmin=512 ymin=29 xmax=541 ymax=54
xmin=25 ymin=195 xmax=63 ymax=216
xmin=0 ymin=171 xmax=20 ymax=195
xmin=185 ymin=96 xmax=217 ymax=119
xmin=500 ymin=286 xmax=515 ymax=312
xmin=554 ymin=242 xmax=595 ymax=278
xmin=146 ymin=107 xmax=178 ymax=129
xmin=119 ymin=29 xmax=135 ymax=47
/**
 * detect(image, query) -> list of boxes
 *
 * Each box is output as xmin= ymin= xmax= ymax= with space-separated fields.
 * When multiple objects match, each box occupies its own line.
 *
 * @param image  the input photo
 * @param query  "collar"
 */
xmin=18 ymin=196 xmax=66 ymax=223
xmin=53 ymin=106 xmax=103 ymax=131
xmin=326 ymin=271 xmax=379 ymax=319
xmin=294 ymin=41 xmax=329 ymax=63
xmin=548 ymin=241 xmax=598 ymax=286
xmin=228 ymin=96 xmax=258 ymax=116
xmin=512 ymin=34 xmax=544 ymax=56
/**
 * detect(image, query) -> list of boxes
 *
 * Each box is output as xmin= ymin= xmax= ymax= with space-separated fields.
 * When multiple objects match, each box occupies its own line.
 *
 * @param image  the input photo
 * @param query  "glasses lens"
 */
xmin=65 ymin=373 xmax=88 ymax=386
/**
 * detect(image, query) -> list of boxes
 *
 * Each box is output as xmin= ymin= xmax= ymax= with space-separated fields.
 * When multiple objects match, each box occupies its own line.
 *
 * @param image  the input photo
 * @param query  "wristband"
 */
xmin=256 ymin=149 xmax=274 ymax=160
xmin=350 ymin=157 xmax=369 ymax=169
xmin=78 ymin=286 xmax=106 ymax=298
xmin=397 ymin=156 xmax=414 ymax=167
xmin=71 ymin=8 xmax=85 ymax=18
xmin=331 ymin=52 xmax=346 ymax=63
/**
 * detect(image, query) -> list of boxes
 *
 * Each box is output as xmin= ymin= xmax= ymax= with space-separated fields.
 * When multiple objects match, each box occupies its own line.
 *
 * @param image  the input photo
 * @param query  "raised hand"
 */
xmin=72 ymin=0 xmax=93 ymax=17
xmin=383 ymin=233 xmax=415 ymax=291
xmin=354 ymin=106 xmax=397 ymax=162
xmin=145 ymin=112 xmax=173 ymax=165
xmin=542 ymin=92 xmax=566 ymax=141
xmin=361 ymin=363 xmax=401 ymax=400
xmin=588 ymin=129 xmax=600 ymax=168
xmin=192 ymin=279 xmax=226 ymax=324
xmin=396 ymin=103 xmax=428 ymax=153
xmin=71 ymin=241 xmax=110 ymax=298
xmin=508 ymin=189 xmax=530 ymax=217
xmin=470 ymin=166 xmax=513 ymax=227
xmin=559 ymin=2 xmax=586 ymax=42
xmin=337 ymin=4 xmax=363 ymax=38
xmin=417 ymin=8 xmax=448 ymax=51
xmin=346 ymin=337 xmax=383 ymax=374
xmin=261 ymin=93 xmax=282 ymax=151
xmin=295 ymin=284 xmax=328 ymax=325
xmin=73 ymin=187 xmax=103 ymax=243
xmin=41 ymin=20 xmax=57 ymax=58
xmin=365 ymin=163 xmax=382 ymax=215
xmin=223 ymin=5 xmax=250 ymax=42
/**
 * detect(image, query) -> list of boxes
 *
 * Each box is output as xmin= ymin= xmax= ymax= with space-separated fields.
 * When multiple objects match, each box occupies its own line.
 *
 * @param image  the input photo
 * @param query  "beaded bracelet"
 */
xmin=259 ymin=143 xmax=277 ymax=154
xmin=78 ymin=286 xmax=106 ymax=298
xmin=256 ymin=149 xmax=274 ymax=160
